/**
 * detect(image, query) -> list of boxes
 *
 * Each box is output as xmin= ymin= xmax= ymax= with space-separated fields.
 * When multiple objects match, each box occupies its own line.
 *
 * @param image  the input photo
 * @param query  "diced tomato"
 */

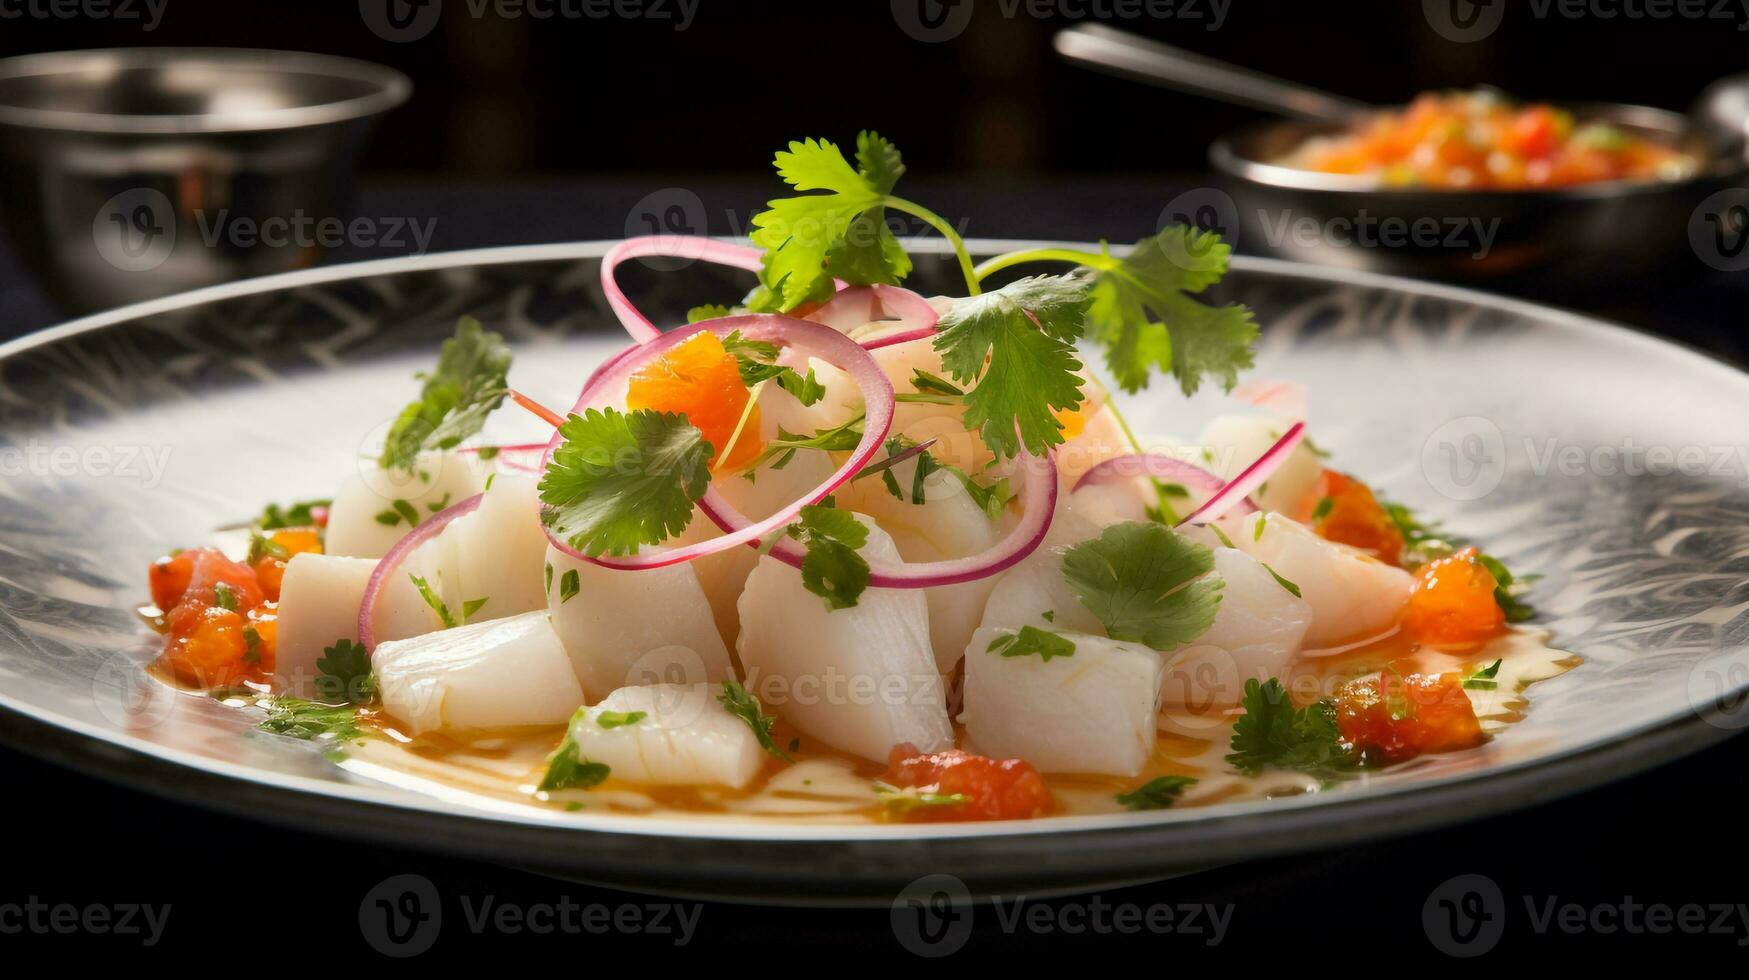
xmin=161 ymin=605 xmax=253 ymax=687
xmin=1306 ymin=470 xmax=1404 ymax=566
xmin=1402 ymin=546 xmax=1505 ymax=648
xmin=1334 ymin=667 xmax=1483 ymax=764
xmin=882 ymin=743 xmax=1054 ymax=822
xmin=251 ymin=527 xmax=323 ymax=601
xmin=625 ymin=331 xmax=763 ymax=471
xmin=151 ymin=548 xmax=273 ymax=687
xmin=150 ymin=547 xmax=263 ymax=613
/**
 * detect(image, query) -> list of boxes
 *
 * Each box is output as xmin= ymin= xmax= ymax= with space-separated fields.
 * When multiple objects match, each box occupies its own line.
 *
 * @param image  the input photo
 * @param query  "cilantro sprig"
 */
xmin=1060 ymin=522 xmax=1223 ymax=651
xmin=1225 ymin=678 xmax=1357 ymax=778
xmin=986 ymin=626 xmax=1076 ymax=662
xmin=379 ymin=317 xmax=512 ymax=472
xmin=1116 ymin=775 xmax=1198 ymax=811
xmin=781 ymin=501 xmax=872 ymax=610
xmin=538 ymin=407 xmax=712 ymax=556
xmin=718 ymin=681 xmax=791 ymax=761
xmin=539 ymin=708 xmax=612 ymax=793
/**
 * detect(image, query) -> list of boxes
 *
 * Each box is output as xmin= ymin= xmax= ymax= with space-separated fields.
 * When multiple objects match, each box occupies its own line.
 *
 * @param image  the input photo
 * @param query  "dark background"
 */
xmin=2 ymin=0 xmax=1748 ymax=962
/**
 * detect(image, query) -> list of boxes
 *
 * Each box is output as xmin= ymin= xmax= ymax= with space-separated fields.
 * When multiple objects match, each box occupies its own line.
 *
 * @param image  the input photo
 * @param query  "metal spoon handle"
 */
xmin=1053 ymin=23 xmax=1370 ymax=126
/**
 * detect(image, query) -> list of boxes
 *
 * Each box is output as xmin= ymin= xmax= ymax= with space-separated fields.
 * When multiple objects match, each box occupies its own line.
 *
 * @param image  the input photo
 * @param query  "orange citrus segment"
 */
xmin=1402 ymin=546 xmax=1506 ymax=648
xmin=624 ymin=332 xmax=763 ymax=471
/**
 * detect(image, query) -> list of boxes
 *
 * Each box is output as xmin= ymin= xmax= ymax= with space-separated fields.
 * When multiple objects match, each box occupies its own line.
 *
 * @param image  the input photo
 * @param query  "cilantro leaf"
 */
xmin=1225 ymin=678 xmax=1355 ymax=777
xmin=596 ymin=710 xmax=648 ymax=729
xmin=718 ymin=681 xmax=791 ymax=761
xmin=258 ymin=698 xmax=362 ymax=742
xmin=254 ymin=499 xmax=330 ymax=531
xmin=933 ymin=279 xmax=1088 ymax=458
xmin=539 ymin=713 xmax=612 ymax=793
xmin=1462 ymin=659 xmax=1504 ymax=691
xmin=1060 ymin=522 xmax=1223 ymax=651
xmin=876 ymin=783 xmax=970 ymax=818
xmin=379 ymin=317 xmax=512 ymax=471
xmin=986 ymin=626 xmax=1077 ymax=662
xmin=748 ymin=415 xmax=865 ymax=471
xmin=408 ymin=574 xmax=458 ymax=629
xmin=687 ymin=303 xmax=732 ymax=323
xmin=315 ymin=639 xmax=376 ymax=704
xmin=1116 ymin=775 xmax=1198 ymax=811
xmin=538 ymin=407 xmax=711 ymax=556
xmin=749 ymin=132 xmax=912 ymax=310
xmin=791 ymin=503 xmax=871 ymax=610
xmin=724 ymin=330 xmax=827 ymax=407
xmin=1084 ymin=229 xmax=1258 ymax=396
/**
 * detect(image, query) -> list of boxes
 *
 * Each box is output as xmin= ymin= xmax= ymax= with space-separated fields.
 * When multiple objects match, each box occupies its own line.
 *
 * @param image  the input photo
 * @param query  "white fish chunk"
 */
xmin=1197 ymin=413 xmax=1322 ymax=515
xmin=960 ymin=627 xmax=1162 ymax=776
xmin=1214 ymin=511 xmax=1412 ymax=649
xmin=436 ymin=473 xmax=548 ymax=622
xmin=544 ymin=544 xmax=734 ymax=701
xmin=840 ymin=456 xmax=1002 ymax=674
xmin=375 ymin=611 xmax=584 ymax=735
xmin=567 ymin=684 xmax=765 ymax=790
xmin=1161 ymin=547 xmax=1313 ymax=707
xmin=736 ymin=514 xmax=951 ymax=762
xmin=276 ymin=552 xmax=442 ymax=694
xmin=325 ymin=451 xmax=491 ymax=559
xmin=976 ymin=504 xmax=1105 ymax=637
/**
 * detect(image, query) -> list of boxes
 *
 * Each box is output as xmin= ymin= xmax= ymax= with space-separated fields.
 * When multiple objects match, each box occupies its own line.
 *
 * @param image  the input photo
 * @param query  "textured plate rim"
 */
xmin=1 ymin=239 xmax=1746 ymax=852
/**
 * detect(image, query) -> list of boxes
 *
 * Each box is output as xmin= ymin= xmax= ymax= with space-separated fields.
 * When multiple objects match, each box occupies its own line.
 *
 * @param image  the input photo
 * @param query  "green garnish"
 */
xmin=258 ymin=699 xmax=363 ymax=742
xmin=749 ymin=415 xmax=865 ymax=471
xmin=875 ymin=783 xmax=970 ymax=817
xmin=1116 ymin=775 xmax=1198 ymax=811
xmin=718 ymin=681 xmax=791 ymax=761
xmin=559 ymin=569 xmax=580 ymax=603
xmin=1261 ymin=562 xmax=1302 ymax=598
xmin=544 ymin=562 xmax=554 ymax=594
xmin=407 ymin=576 xmax=483 ymax=629
xmin=379 ymin=317 xmax=512 ymax=472
xmin=785 ymin=502 xmax=871 ymax=610
xmin=461 ymin=597 xmax=490 ymax=621
xmin=538 ymin=406 xmax=711 ymax=556
xmin=1225 ymin=678 xmax=1355 ymax=777
xmin=748 ymin=132 xmax=919 ymax=311
xmin=687 ymin=303 xmax=732 ymax=323
xmin=241 ymin=626 xmax=263 ymax=664
xmin=375 ymin=498 xmax=422 ymax=528
xmin=723 ymin=330 xmax=826 ymax=406
xmin=1207 ymin=523 xmax=1237 ymax=549
xmin=212 ymin=582 xmax=238 ymax=612
xmin=254 ymin=499 xmax=329 ymax=531
xmin=539 ymin=709 xmax=612 ymax=792
xmin=1462 ymin=659 xmax=1504 ymax=691
xmin=1060 ymin=522 xmax=1223 ymax=652
xmin=1310 ymin=496 xmax=1335 ymax=522
xmin=1383 ymin=501 xmax=1537 ymax=622
xmin=596 ymin=710 xmax=648 ymax=729
xmin=986 ymin=625 xmax=1076 ymax=662
xmin=315 ymin=639 xmax=376 ymax=704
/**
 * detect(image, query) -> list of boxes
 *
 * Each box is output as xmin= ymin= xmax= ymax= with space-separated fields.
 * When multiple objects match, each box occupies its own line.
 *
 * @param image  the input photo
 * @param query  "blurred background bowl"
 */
xmin=1210 ymin=102 xmax=1744 ymax=297
xmin=0 ymin=47 xmax=409 ymax=313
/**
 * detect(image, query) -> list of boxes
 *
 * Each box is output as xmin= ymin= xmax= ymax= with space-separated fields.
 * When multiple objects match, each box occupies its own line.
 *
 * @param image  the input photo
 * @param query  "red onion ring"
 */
xmin=1233 ymin=379 xmax=1307 ymax=420
xmin=806 ymin=284 xmax=940 ymax=350
xmin=357 ymin=492 xmax=484 ymax=653
xmin=601 ymin=236 xmax=769 ymax=343
xmin=1073 ymin=453 xmax=1230 ymax=496
xmin=1176 ymin=422 xmax=1307 ymax=527
xmin=459 ymin=442 xmax=549 ymax=474
xmin=544 ymin=314 xmax=895 ymax=570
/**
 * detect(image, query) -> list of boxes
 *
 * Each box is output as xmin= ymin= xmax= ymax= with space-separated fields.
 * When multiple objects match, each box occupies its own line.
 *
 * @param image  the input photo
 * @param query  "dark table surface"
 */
xmin=3 ymin=179 xmax=1746 ymax=961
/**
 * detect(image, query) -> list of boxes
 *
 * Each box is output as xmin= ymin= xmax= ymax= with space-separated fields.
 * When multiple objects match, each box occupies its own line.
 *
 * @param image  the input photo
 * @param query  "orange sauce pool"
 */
xmin=316 ymin=626 xmax=1576 ymax=824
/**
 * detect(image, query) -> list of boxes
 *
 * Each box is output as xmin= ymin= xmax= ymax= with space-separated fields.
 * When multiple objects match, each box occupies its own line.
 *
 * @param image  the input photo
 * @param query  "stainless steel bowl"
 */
xmin=1209 ymin=103 xmax=1744 ymax=296
xmin=0 ymin=48 xmax=411 ymax=313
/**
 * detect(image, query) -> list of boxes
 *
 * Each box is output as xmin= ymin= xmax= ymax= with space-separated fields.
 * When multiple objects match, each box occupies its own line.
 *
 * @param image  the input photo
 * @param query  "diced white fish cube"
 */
xmin=435 ymin=473 xmax=548 ymax=622
xmin=276 ymin=552 xmax=442 ymax=694
xmin=960 ymin=627 xmax=1162 ymax=776
xmin=1212 ymin=511 xmax=1412 ymax=649
xmin=1161 ymin=548 xmax=1313 ymax=707
xmin=544 ymin=544 xmax=733 ymax=701
xmin=841 ymin=455 xmax=1002 ymax=674
xmin=375 ymin=611 xmax=584 ymax=735
xmin=567 ymin=684 xmax=765 ymax=790
xmin=736 ymin=514 xmax=951 ymax=762
xmin=976 ymin=506 xmax=1106 ymax=638
xmin=325 ymin=451 xmax=491 ymax=559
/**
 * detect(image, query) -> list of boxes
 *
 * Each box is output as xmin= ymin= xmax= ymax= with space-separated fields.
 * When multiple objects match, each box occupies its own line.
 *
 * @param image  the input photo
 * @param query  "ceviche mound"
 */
xmin=1276 ymin=89 xmax=1694 ymax=190
xmin=144 ymin=132 xmax=1571 ymax=824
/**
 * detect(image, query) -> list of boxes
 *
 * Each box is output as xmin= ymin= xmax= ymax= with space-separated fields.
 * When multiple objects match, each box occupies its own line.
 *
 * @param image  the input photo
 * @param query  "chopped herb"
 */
xmin=538 ymin=406 xmax=711 ymax=556
xmin=258 ymin=699 xmax=362 ymax=742
xmin=427 ymin=492 xmax=452 ymax=513
xmin=539 ymin=710 xmax=612 ymax=792
xmin=723 ymin=330 xmax=827 ymax=406
xmin=749 ymin=415 xmax=865 ymax=471
xmin=1261 ymin=562 xmax=1302 ymax=598
xmin=476 ymin=446 xmax=501 ymax=461
xmin=408 ymin=574 xmax=458 ymax=629
xmin=1116 ymin=775 xmax=1198 ymax=811
xmin=559 ymin=569 xmax=580 ymax=603
xmin=782 ymin=502 xmax=871 ymax=610
xmin=688 ymin=303 xmax=732 ymax=323
xmin=596 ymin=710 xmax=648 ymax=729
xmin=254 ymin=499 xmax=330 ymax=531
xmin=1253 ymin=516 xmax=1267 ymax=542
xmin=1310 ymin=496 xmax=1335 ymax=522
xmin=241 ymin=626 xmax=263 ymax=664
xmin=1041 ymin=610 xmax=1055 ymax=622
xmin=461 ymin=597 xmax=490 ymax=621
xmin=1225 ymin=678 xmax=1355 ymax=777
xmin=212 ymin=582 xmax=238 ymax=612
xmin=875 ymin=783 xmax=969 ymax=817
xmin=1208 ymin=523 xmax=1237 ymax=550
xmin=909 ymin=369 xmax=964 ymax=397
xmin=315 ymin=639 xmax=377 ymax=704
xmin=1462 ymin=659 xmax=1504 ymax=691
xmin=1384 ymin=501 xmax=1537 ymax=621
xmin=986 ymin=625 xmax=1077 ymax=662
xmin=718 ymin=681 xmax=791 ymax=761
xmin=1061 ymin=522 xmax=1223 ymax=652
xmin=544 ymin=562 xmax=554 ymax=595
xmin=379 ymin=317 xmax=512 ymax=472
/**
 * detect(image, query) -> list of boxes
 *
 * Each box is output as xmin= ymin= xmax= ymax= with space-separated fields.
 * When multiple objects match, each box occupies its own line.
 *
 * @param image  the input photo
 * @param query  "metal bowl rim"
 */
xmin=0 ymin=47 xmax=412 ymax=135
